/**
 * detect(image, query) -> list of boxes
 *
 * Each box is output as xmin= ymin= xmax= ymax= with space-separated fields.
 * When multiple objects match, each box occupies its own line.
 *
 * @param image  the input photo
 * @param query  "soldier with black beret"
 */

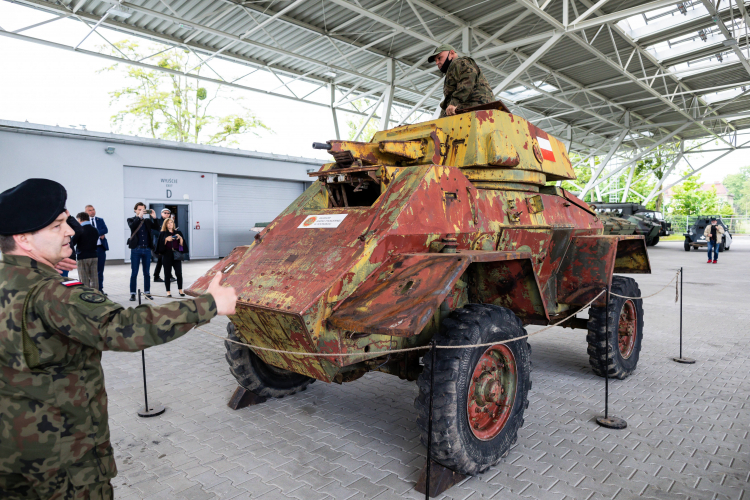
xmin=0 ymin=179 xmax=238 ymax=499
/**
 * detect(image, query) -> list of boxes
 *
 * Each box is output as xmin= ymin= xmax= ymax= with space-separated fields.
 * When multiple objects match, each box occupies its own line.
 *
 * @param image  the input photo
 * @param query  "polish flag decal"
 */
xmin=528 ymin=123 xmax=556 ymax=162
xmin=536 ymin=135 xmax=556 ymax=162
xmin=61 ymin=280 xmax=83 ymax=287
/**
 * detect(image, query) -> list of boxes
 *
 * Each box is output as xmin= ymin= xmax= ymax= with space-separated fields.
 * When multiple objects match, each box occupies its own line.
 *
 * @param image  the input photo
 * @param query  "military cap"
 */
xmin=428 ymin=43 xmax=456 ymax=63
xmin=0 ymin=179 xmax=67 ymax=235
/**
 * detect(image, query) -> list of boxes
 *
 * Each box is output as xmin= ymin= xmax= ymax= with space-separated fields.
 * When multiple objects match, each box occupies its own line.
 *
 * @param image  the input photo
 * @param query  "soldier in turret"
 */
xmin=428 ymin=43 xmax=495 ymax=117
xmin=0 ymin=178 xmax=238 ymax=499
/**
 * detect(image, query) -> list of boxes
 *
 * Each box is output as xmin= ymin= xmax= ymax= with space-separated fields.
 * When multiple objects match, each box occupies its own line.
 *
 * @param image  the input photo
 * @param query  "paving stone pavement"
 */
xmin=91 ymin=238 xmax=750 ymax=500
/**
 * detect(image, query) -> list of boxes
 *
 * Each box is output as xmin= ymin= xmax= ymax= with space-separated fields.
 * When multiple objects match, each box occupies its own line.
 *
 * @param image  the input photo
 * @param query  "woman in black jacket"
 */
xmin=156 ymin=219 xmax=188 ymax=296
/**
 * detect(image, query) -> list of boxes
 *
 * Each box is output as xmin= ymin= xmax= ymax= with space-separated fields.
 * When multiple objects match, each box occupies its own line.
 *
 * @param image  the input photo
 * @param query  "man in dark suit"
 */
xmin=85 ymin=204 xmax=108 ymax=293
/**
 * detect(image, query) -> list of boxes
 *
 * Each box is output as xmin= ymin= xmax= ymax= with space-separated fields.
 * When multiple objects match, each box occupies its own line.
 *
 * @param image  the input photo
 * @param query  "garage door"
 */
xmin=217 ymin=176 xmax=305 ymax=257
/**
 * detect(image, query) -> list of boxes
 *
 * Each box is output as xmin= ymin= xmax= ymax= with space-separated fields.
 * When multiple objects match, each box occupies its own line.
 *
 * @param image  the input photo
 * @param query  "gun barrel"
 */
xmin=312 ymin=142 xmax=332 ymax=150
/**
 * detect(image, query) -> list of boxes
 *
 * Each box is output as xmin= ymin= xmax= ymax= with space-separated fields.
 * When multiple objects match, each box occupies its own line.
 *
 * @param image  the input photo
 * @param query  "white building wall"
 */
xmin=0 ymin=121 xmax=320 ymax=261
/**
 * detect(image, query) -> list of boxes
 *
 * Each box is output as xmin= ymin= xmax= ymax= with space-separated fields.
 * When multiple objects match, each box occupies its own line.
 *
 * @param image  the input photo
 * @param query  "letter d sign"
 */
xmin=166 ymin=189 xmax=172 ymax=198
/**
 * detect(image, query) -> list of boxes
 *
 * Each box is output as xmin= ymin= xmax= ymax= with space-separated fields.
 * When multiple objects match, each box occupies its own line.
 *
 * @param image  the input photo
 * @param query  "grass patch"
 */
xmin=660 ymin=235 xmax=685 ymax=241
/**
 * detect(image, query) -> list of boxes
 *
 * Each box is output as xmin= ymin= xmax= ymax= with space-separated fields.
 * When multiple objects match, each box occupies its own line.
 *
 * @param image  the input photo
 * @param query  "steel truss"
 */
xmin=4 ymin=0 xmax=750 ymax=195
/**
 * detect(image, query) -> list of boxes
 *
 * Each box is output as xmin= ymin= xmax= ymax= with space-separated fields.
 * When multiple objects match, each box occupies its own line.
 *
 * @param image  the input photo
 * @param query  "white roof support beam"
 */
xmin=492 ymin=32 xmax=563 ymax=94
xmin=579 ymin=126 xmax=628 ymax=199
xmin=643 ymin=146 xmax=683 ymax=204
xmin=330 ymin=83 xmax=340 ymax=140
xmin=354 ymin=93 xmax=385 ymax=141
xmin=653 ymin=137 xmax=750 ymax=198
xmin=396 ymin=78 xmax=444 ymax=126
xmin=700 ymin=0 xmax=750 ymax=78
xmin=588 ymin=122 xmax=691 ymax=191
xmin=380 ymin=58 xmax=396 ymax=130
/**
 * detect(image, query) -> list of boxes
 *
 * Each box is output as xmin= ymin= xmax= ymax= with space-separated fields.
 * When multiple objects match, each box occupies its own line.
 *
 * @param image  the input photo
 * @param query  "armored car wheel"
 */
xmin=587 ymin=276 xmax=644 ymax=380
xmin=225 ymin=323 xmax=315 ymax=398
xmin=649 ymin=235 xmax=660 ymax=246
xmin=415 ymin=304 xmax=531 ymax=476
xmin=684 ymin=239 xmax=691 ymax=251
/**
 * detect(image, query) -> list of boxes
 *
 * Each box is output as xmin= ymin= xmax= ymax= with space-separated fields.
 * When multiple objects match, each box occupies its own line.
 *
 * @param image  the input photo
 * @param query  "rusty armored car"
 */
xmin=188 ymin=102 xmax=651 ymax=476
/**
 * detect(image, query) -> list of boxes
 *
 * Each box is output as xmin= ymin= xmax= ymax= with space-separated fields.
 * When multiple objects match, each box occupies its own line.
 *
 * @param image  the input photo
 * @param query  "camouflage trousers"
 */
xmin=0 ymin=448 xmax=115 ymax=500
xmin=0 ymin=473 xmax=112 ymax=500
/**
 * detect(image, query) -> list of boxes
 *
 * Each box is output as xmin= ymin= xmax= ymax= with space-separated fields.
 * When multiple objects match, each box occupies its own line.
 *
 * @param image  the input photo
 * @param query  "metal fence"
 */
xmin=666 ymin=215 xmax=750 ymax=235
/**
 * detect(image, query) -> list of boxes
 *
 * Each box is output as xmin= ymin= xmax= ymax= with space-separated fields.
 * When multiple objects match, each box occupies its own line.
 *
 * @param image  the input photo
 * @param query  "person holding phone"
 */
xmin=156 ymin=218 xmax=188 ymax=297
xmin=126 ymin=202 xmax=160 ymax=301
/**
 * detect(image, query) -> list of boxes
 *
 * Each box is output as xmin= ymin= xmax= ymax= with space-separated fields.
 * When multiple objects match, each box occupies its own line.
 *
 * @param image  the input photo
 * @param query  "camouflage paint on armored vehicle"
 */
xmin=597 ymin=211 xmax=638 ymax=236
xmin=188 ymin=101 xmax=650 ymax=477
xmin=590 ymin=202 xmax=664 ymax=246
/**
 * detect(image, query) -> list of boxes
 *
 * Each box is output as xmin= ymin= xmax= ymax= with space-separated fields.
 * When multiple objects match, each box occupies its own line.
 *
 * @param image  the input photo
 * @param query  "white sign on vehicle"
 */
xmin=298 ymin=214 xmax=348 ymax=228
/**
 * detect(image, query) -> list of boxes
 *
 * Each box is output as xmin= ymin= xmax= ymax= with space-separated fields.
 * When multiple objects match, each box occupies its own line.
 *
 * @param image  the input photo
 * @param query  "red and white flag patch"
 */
xmin=536 ymin=133 xmax=556 ymax=162
xmin=527 ymin=123 xmax=557 ymax=162
xmin=61 ymin=280 xmax=83 ymax=287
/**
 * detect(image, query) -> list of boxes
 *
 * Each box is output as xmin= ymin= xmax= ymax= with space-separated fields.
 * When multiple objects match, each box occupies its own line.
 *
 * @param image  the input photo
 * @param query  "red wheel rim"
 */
xmin=618 ymin=300 xmax=637 ymax=359
xmin=466 ymin=344 xmax=518 ymax=441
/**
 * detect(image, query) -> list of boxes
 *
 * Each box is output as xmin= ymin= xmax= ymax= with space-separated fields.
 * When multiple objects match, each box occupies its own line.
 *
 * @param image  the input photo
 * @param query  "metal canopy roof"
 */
xmin=4 ymin=0 xmax=750 ymax=201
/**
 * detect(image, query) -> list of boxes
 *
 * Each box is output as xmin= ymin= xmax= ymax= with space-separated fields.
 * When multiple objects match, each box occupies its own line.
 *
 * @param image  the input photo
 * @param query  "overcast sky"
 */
xmin=1 ymin=1 xmax=747 ymax=185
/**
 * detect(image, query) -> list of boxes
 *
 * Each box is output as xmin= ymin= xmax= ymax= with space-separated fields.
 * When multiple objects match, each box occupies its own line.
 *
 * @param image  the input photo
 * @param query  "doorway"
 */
xmin=149 ymin=202 xmax=190 ymax=260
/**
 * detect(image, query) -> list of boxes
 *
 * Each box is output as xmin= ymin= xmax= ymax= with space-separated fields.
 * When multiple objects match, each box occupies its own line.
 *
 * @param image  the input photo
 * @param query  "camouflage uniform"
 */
xmin=439 ymin=56 xmax=494 ymax=118
xmin=0 ymin=254 xmax=217 ymax=499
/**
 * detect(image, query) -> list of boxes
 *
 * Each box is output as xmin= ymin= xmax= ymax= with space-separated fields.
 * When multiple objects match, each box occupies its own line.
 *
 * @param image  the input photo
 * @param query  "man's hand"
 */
xmin=207 ymin=271 xmax=237 ymax=315
xmin=55 ymin=258 xmax=77 ymax=274
xmin=446 ymin=105 xmax=457 ymax=116
xmin=100 ymin=235 xmax=105 ymax=240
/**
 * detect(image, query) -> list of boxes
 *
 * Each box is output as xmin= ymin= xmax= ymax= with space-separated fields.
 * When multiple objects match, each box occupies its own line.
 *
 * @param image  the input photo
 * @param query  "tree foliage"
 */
xmin=723 ymin=165 xmax=750 ymax=214
xmin=100 ymin=41 xmax=269 ymax=145
xmin=666 ymin=171 xmax=734 ymax=216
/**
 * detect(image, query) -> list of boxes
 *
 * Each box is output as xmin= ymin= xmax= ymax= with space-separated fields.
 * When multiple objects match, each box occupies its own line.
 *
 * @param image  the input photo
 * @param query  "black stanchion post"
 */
xmin=425 ymin=339 xmax=436 ymax=500
xmin=596 ymin=287 xmax=627 ymax=429
xmin=673 ymin=267 xmax=695 ymax=364
xmin=137 ymin=290 xmax=166 ymax=418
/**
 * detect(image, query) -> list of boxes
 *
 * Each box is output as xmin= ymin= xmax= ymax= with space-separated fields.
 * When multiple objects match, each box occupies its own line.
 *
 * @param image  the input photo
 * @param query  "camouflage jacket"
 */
xmin=0 ymin=254 xmax=217 ymax=479
xmin=440 ymin=57 xmax=494 ymax=118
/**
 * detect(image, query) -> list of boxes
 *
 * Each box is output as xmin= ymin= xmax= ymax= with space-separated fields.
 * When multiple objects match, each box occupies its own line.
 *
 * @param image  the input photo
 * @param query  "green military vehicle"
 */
xmin=590 ymin=203 xmax=666 ymax=246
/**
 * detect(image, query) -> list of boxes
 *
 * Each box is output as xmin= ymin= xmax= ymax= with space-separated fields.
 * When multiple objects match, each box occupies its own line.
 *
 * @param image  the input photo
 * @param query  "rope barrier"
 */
xmin=194 ymin=290 xmax=607 ymax=357
xmin=608 ymin=269 xmax=681 ymax=302
xmin=145 ymin=270 xmax=682 ymax=358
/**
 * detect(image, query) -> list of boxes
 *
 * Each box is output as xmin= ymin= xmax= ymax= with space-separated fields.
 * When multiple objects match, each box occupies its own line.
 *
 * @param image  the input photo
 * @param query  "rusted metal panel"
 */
xmin=469 ymin=258 xmax=547 ymax=322
xmin=329 ymin=253 xmax=471 ymax=336
xmin=556 ymin=236 xmax=621 ymax=307
xmin=614 ymin=236 xmax=651 ymax=273
xmin=378 ymin=140 xmax=425 ymax=159
xmin=330 ymin=250 xmax=532 ymax=336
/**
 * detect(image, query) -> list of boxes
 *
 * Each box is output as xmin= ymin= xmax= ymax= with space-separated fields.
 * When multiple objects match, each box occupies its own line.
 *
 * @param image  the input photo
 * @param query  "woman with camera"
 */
xmin=156 ymin=218 xmax=188 ymax=297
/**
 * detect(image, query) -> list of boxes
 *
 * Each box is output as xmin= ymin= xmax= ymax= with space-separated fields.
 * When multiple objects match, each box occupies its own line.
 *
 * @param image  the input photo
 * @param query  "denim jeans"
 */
xmin=130 ymin=247 xmax=152 ymax=294
xmin=707 ymin=240 xmax=720 ymax=261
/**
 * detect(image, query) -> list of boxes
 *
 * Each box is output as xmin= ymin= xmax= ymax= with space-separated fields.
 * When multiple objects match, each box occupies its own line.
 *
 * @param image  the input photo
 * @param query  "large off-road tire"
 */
xmin=719 ymin=240 xmax=725 ymax=252
xmin=587 ymin=276 xmax=644 ymax=380
xmin=649 ymin=235 xmax=660 ymax=246
xmin=225 ymin=322 xmax=315 ymax=398
xmin=415 ymin=305 xmax=531 ymax=476
xmin=684 ymin=239 xmax=691 ymax=251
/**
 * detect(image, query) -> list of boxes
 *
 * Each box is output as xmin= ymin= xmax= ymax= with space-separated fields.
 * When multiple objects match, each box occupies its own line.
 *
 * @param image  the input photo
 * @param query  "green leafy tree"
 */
xmin=100 ymin=41 xmax=269 ymax=145
xmin=666 ymin=171 xmax=734 ymax=216
xmin=723 ymin=165 xmax=750 ymax=214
